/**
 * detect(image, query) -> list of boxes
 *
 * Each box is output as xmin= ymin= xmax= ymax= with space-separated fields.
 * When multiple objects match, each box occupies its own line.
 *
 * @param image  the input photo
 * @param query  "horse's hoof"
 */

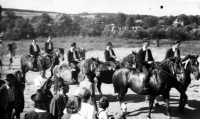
xmin=155 ymin=103 xmax=160 ymax=107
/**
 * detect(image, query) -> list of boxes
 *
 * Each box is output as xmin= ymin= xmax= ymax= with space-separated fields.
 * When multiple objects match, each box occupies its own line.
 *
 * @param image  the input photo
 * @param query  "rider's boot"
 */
xmin=142 ymin=75 xmax=150 ymax=93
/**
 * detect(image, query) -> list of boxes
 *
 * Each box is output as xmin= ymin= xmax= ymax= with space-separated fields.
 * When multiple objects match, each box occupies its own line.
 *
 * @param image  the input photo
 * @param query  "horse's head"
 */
xmin=58 ymin=48 xmax=65 ymax=61
xmin=168 ymin=57 xmax=182 ymax=75
xmin=159 ymin=58 xmax=181 ymax=77
xmin=187 ymin=54 xmax=200 ymax=80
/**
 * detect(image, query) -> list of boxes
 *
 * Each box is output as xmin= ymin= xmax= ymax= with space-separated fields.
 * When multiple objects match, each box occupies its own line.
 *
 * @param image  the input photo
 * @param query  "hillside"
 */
xmin=1 ymin=8 xmax=60 ymax=19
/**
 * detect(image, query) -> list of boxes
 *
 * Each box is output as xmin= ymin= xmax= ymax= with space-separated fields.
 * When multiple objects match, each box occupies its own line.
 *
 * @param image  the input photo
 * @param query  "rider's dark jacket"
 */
xmin=67 ymin=50 xmax=79 ymax=64
xmin=44 ymin=41 xmax=54 ymax=54
xmin=104 ymin=49 xmax=116 ymax=62
xmin=29 ymin=44 xmax=40 ymax=56
xmin=137 ymin=48 xmax=154 ymax=70
xmin=165 ymin=48 xmax=180 ymax=59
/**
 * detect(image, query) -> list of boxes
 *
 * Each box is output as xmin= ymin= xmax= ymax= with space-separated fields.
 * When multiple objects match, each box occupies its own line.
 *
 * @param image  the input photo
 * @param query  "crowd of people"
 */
xmin=0 ymin=35 xmax=182 ymax=119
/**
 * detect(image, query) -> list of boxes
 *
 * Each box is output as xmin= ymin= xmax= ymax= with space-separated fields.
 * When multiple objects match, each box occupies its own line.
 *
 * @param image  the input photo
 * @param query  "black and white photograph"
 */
xmin=0 ymin=0 xmax=200 ymax=119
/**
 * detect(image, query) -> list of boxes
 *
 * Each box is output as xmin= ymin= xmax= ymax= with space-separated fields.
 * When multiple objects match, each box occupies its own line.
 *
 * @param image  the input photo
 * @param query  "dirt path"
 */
xmin=1 ymin=47 xmax=200 ymax=119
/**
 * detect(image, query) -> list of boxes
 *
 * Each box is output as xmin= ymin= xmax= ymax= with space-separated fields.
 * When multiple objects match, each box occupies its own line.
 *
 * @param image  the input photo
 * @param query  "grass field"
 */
xmin=0 ymin=37 xmax=200 ymax=57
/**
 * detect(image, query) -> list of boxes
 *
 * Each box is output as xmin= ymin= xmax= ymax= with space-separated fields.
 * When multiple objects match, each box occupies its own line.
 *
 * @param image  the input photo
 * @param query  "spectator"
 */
xmin=79 ymin=70 xmax=98 ymax=112
xmin=7 ymin=53 xmax=13 ymax=70
xmin=74 ymin=87 xmax=95 ymax=119
xmin=11 ymin=70 xmax=25 ymax=119
xmin=35 ymin=72 xmax=48 ymax=89
xmin=50 ymin=82 xmax=69 ymax=119
xmin=97 ymin=96 xmax=109 ymax=119
xmin=0 ymin=74 xmax=19 ymax=119
xmin=23 ymin=89 xmax=54 ymax=119
xmin=7 ymin=42 xmax=13 ymax=55
xmin=62 ymin=96 xmax=86 ymax=119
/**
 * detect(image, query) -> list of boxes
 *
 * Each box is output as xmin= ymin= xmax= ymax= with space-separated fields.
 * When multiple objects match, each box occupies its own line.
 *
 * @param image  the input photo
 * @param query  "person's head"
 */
xmin=99 ymin=96 xmax=109 ymax=110
xmin=5 ymin=74 xmax=16 ymax=86
xmin=71 ymin=42 xmax=76 ymax=49
xmin=32 ymin=39 xmax=36 ymax=45
xmin=14 ymin=70 xmax=22 ymax=81
xmin=142 ymin=39 xmax=149 ymax=49
xmin=66 ymin=96 xmax=82 ymax=114
xmin=47 ymin=36 xmax=52 ymax=42
xmin=57 ymin=81 xmax=69 ymax=95
xmin=173 ymin=40 xmax=180 ymax=49
xmin=31 ymin=89 xmax=52 ymax=110
xmin=74 ymin=87 xmax=91 ymax=103
xmin=106 ymin=42 xmax=112 ymax=49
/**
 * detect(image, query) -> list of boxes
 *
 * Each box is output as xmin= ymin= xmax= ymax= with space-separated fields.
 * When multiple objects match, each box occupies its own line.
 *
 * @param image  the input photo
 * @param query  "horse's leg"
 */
xmin=97 ymin=79 xmax=103 ymax=95
xmin=154 ymin=96 xmax=160 ymax=107
xmin=162 ymin=93 xmax=171 ymax=119
xmin=148 ymin=95 xmax=156 ymax=119
xmin=174 ymin=82 xmax=188 ymax=113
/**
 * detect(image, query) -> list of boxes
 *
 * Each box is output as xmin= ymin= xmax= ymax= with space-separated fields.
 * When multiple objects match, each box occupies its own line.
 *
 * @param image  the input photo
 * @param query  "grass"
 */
xmin=0 ymin=36 xmax=200 ymax=56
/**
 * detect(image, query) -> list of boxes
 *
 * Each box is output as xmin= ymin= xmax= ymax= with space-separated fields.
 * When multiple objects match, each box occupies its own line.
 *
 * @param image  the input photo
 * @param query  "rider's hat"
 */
xmin=71 ymin=42 xmax=76 ymax=47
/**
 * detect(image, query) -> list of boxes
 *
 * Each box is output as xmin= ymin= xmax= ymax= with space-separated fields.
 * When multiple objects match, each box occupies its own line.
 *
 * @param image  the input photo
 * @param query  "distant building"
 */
xmin=173 ymin=18 xmax=184 ymax=27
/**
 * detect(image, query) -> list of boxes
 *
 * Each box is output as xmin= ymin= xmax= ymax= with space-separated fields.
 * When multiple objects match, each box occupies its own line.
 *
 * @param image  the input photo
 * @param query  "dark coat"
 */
xmin=29 ymin=44 xmax=40 ymax=56
xmin=7 ymin=43 xmax=13 ymax=53
xmin=0 ymin=84 xmax=24 ymax=112
xmin=50 ymin=94 xmax=68 ymax=119
xmin=165 ymin=48 xmax=180 ymax=59
xmin=24 ymin=110 xmax=54 ymax=119
xmin=137 ymin=48 xmax=154 ymax=70
xmin=67 ymin=50 xmax=79 ymax=64
xmin=104 ymin=49 xmax=116 ymax=61
xmin=44 ymin=42 xmax=54 ymax=54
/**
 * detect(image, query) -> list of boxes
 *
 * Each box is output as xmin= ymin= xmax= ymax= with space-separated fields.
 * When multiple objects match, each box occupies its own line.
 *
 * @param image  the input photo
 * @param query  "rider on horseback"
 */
xmin=165 ymin=40 xmax=181 ymax=65
xmin=29 ymin=39 xmax=40 ymax=71
xmin=104 ymin=42 xmax=117 ymax=70
xmin=44 ymin=36 xmax=54 ymax=55
xmin=137 ymin=39 xmax=154 ymax=93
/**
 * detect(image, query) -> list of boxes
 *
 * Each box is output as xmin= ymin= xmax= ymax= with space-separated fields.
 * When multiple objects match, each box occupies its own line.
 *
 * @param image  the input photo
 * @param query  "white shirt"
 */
xmin=98 ymin=108 xmax=108 ymax=119
xmin=79 ymin=102 xmax=95 ymax=119
xmin=35 ymin=76 xmax=47 ymax=89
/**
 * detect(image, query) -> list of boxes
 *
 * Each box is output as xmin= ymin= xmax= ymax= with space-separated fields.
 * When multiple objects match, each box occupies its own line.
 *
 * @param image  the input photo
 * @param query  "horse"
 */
xmin=53 ymin=57 xmax=98 ymax=94
xmin=20 ymin=48 xmax=64 ymax=83
xmin=49 ymin=48 xmax=65 ymax=78
xmin=179 ymin=54 xmax=200 ymax=92
xmin=94 ymin=51 xmax=137 ymax=95
xmin=112 ymin=58 xmax=188 ymax=119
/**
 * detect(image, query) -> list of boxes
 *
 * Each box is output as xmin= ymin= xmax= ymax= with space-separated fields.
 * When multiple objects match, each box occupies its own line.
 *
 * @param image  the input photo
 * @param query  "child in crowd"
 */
xmin=98 ymin=96 xmax=109 ymax=119
xmin=7 ymin=52 xmax=13 ymax=70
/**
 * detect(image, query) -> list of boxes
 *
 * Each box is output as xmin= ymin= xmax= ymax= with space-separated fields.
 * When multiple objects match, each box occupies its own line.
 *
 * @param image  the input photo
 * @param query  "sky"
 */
xmin=1 ymin=0 xmax=200 ymax=16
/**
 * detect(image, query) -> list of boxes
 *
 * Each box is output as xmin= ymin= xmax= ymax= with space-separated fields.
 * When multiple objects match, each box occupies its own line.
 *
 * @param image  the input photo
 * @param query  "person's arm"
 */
xmin=148 ymin=49 xmax=154 ymax=62
xmin=67 ymin=51 xmax=72 ymax=63
xmin=29 ymin=45 xmax=33 ymax=56
xmin=37 ymin=45 xmax=40 ymax=53
xmin=104 ymin=50 xmax=109 ymax=61
xmin=44 ymin=42 xmax=47 ymax=53
xmin=177 ymin=49 xmax=180 ymax=58
xmin=111 ymin=49 xmax=116 ymax=57
xmin=49 ymin=98 xmax=56 ymax=117
xmin=165 ymin=49 xmax=171 ymax=59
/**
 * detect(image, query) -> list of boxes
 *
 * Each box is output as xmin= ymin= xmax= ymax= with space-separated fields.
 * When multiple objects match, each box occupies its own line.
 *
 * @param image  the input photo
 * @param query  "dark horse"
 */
xmin=112 ymin=58 xmax=188 ymax=119
xmin=20 ymin=48 xmax=64 ymax=83
xmin=179 ymin=54 xmax=200 ymax=91
xmin=94 ymin=51 xmax=137 ymax=95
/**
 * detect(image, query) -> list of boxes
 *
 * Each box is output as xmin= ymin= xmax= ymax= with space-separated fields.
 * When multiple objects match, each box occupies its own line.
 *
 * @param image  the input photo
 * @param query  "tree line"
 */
xmin=0 ymin=10 xmax=200 ymax=41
